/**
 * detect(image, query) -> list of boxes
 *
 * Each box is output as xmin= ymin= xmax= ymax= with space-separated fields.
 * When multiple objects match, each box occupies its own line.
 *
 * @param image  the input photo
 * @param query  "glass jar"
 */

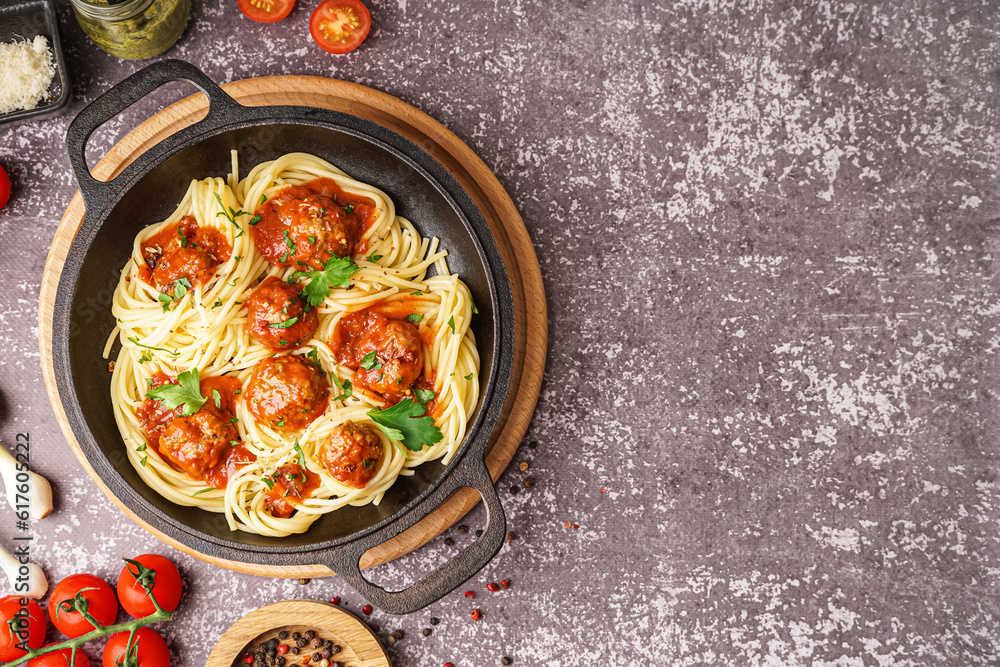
xmin=71 ymin=0 xmax=190 ymax=60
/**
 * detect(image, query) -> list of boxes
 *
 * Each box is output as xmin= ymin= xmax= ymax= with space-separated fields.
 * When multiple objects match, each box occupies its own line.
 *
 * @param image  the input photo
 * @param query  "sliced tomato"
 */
xmin=309 ymin=0 xmax=371 ymax=54
xmin=238 ymin=0 xmax=295 ymax=23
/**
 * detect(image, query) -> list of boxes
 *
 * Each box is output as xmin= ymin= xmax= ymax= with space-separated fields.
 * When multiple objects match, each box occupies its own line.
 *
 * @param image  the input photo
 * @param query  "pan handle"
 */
xmin=66 ymin=59 xmax=242 ymax=212
xmin=324 ymin=454 xmax=507 ymax=615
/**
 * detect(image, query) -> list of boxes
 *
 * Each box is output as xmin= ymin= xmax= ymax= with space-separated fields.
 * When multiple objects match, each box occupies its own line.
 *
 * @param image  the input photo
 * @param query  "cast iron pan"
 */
xmin=54 ymin=60 xmax=515 ymax=615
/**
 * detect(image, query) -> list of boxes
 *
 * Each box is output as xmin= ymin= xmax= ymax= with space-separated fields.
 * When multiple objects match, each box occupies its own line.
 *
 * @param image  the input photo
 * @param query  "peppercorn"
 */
xmin=277 ymin=645 xmax=289 ymax=655
xmin=445 ymin=663 xmax=454 ymax=667
xmin=291 ymin=648 xmax=299 ymax=656
xmin=275 ymin=658 xmax=285 ymax=667
xmin=506 ymin=530 xmax=517 ymax=542
xmin=312 ymin=653 xmax=322 ymax=662
xmin=320 ymin=649 xmax=331 ymax=659
xmin=278 ymin=631 xmax=289 ymax=640
xmin=457 ymin=525 xmax=469 ymax=534
xmin=291 ymin=633 xmax=301 ymax=640
xmin=243 ymin=655 xmax=254 ymax=664
xmin=471 ymin=608 xmax=482 ymax=621
xmin=323 ymin=639 xmax=332 ymax=649
xmin=296 ymin=638 xmax=307 ymax=648
xmin=387 ymin=635 xmax=396 ymax=645
xmin=369 ymin=622 xmax=380 ymax=632
xmin=500 ymin=578 xmax=511 ymax=589
xmin=476 ymin=529 xmax=483 ymax=538
xmin=444 ymin=537 xmax=455 ymax=546
xmin=502 ymin=658 xmax=512 ymax=666
xmin=305 ymin=631 xmax=316 ymax=640
xmin=329 ymin=596 xmax=340 ymax=605
xmin=519 ymin=462 xmax=529 ymax=471
xmin=362 ymin=604 xmax=373 ymax=615
xmin=528 ymin=441 xmax=537 ymax=449
xmin=298 ymin=578 xmax=310 ymax=585
xmin=422 ymin=628 xmax=432 ymax=636
xmin=523 ymin=477 xmax=535 ymax=488
xmin=509 ymin=485 xmax=519 ymax=495
xmin=487 ymin=582 xmax=499 ymax=592
xmin=331 ymin=645 xmax=341 ymax=654
xmin=310 ymin=637 xmax=322 ymax=648
xmin=266 ymin=640 xmax=277 ymax=651
xmin=392 ymin=629 xmax=404 ymax=640
xmin=430 ymin=617 xmax=440 ymax=626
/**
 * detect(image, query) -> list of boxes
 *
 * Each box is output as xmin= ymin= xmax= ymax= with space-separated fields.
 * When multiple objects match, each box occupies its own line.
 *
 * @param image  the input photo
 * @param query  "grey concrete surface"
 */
xmin=1 ymin=0 xmax=999 ymax=665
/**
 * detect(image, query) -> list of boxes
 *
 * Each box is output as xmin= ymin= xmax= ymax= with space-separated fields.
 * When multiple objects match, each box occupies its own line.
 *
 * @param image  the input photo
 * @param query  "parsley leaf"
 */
xmin=306 ymin=349 xmax=325 ymax=376
xmin=447 ymin=315 xmax=456 ymax=333
xmin=261 ymin=476 xmax=274 ymax=491
xmin=260 ymin=193 xmax=268 ymax=205
xmin=192 ymin=488 xmax=214 ymax=496
xmin=268 ymin=316 xmax=299 ymax=329
xmin=128 ymin=337 xmax=179 ymax=357
xmin=465 ymin=373 xmax=474 ymax=380
xmin=214 ymin=192 xmax=247 ymax=238
xmin=283 ymin=229 xmax=295 ymax=249
xmin=212 ymin=389 xmax=222 ymax=409
xmin=366 ymin=251 xmax=383 ymax=263
xmin=332 ymin=375 xmax=353 ymax=401
xmin=406 ymin=313 xmax=423 ymax=323
xmin=359 ymin=351 xmax=382 ymax=371
xmin=292 ymin=440 xmax=306 ymax=467
xmin=413 ymin=388 xmax=435 ymax=404
xmin=290 ymin=256 xmax=360 ymax=307
xmin=367 ymin=399 xmax=443 ymax=452
xmin=468 ymin=288 xmax=479 ymax=315
xmin=145 ymin=369 xmax=206 ymax=416
xmin=345 ymin=203 xmax=354 ymax=214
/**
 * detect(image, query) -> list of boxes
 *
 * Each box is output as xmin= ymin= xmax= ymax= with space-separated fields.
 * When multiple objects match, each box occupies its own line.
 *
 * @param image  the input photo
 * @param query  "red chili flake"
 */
xmin=463 ymin=591 xmax=475 ymax=599
xmin=563 ymin=521 xmax=571 ymax=529
xmin=277 ymin=645 xmax=289 ymax=655
xmin=486 ymin=582 xmax=499 ymax=592
xmin=330 ymin=595 xmax=340 ymax=605
xmin=573 ymin=524 xmax=579 ymax=530
xmin=600 ymin=488 xmax=606 ymax=493
xmin=108 ymin=361 xmax=115 ymax=372
xmin=302 ymin=659 xmax=311 ymax=666
xmin=500 ymin=579 xmax=511 ymax=590
xmin=243 ymin=655 xmax=254 ymax=664
xmin=362 ymin=604 xmax=373 ymax=615
xmin=470 ymin=608 xmax=482 ymax=621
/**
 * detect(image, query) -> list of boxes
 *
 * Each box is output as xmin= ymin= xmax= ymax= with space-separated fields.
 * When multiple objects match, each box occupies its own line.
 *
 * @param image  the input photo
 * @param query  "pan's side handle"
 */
xmin=324 ymin=455 xmax=506 ymax=615
xmin=66 ymin=59 xmax=242 ymax=212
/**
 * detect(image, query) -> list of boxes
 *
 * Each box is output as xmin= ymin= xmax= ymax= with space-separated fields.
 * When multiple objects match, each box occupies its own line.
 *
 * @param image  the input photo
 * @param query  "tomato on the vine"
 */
xmin=48 ymin=575 xmax=118 ymax=638
xmin=102 ymin=628 xmax=170 ymax=667
xmin=27 ymin=644 xmax=90 ymax=667
xmin=0 ymin=164 xmax=10 ymax=211
xmin=309 ymin=0 xmax=371 ymax=54
xmin=116 ymin=555 xmax=182 ymax=619
xmin=0 ymin=596 xmax=45 ymax=661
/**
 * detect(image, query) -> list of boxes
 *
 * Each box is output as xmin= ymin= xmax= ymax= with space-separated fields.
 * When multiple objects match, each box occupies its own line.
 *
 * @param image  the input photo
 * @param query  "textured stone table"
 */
xmin=1 ymin=1 xmax=999 ymax=665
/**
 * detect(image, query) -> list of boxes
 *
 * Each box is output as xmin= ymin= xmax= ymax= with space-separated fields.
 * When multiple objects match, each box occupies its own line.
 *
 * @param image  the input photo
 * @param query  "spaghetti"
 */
xmin=105 ymin=152 xmax=480 ymax=537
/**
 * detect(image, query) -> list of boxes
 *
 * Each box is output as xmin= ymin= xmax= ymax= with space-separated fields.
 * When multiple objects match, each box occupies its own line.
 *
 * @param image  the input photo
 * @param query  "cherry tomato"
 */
xmin=237 ymin=0 xmax=295 ymax=23
xmin=0 ymin=164 xmax=10 ymax=210
xmin=116 ymin=555 xmax=182 ymax=619
xmin=27 ymin=644 xmax=90 ymax=667
xmin=309 ymin=0 xmax=371 ymax=54
xmin=102 ymin=628 xmax=170 ymax=667
xmin=0 ymin=596 xmax=45 ymax=661
xmin=48 ymin=575 xmax=118 ymax=638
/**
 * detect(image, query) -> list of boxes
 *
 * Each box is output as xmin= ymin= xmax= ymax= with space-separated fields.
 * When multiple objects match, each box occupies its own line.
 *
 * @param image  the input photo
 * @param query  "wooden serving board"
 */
xmin=205 ymin=599 xmax=391 ymax=667
xmin=37 ymin=75 xmax=546 ymax=577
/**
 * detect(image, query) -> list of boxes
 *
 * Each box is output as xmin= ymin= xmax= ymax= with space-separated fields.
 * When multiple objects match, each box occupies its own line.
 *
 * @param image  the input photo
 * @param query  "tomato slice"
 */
xmin=309 ymin=0 xmax=371 ymax=54
xmin=238 ymin=0 xmax=295 ymax=23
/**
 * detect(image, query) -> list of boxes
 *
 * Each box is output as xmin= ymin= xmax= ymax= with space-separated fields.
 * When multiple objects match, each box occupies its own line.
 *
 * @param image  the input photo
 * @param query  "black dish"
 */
xmin=55 ymin=60 xmax=514 ymax=614
xmin=0 ymin=0 xmax=71 ymax=126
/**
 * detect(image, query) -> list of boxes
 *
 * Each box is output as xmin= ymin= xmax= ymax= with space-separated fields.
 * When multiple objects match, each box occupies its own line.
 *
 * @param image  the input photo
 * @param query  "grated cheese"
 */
xmin=0 ymin=35 xmax=55 ymax=116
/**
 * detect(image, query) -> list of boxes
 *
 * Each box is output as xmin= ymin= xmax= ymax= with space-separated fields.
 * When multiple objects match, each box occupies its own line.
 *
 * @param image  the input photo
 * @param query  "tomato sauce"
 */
xmin=262 ymin=463 xmax=321 ymax=518
xmin=136 ymin=372 xmax=180 ymax=449
xmin=250 ymin=178 xmax=376 ymax=269
xmin=331 ymin=307 xmax=423 ymax=403
xmin=138 ymin=216 xmax=232 ymax=292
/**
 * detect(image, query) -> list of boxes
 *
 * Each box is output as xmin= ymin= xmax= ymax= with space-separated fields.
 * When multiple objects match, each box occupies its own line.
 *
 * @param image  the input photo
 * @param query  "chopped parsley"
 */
xmin=290 ymin=255 xmax=360 ymax=307
xmin=268 ymin=316 xmax=299 ymax=329
xmin=283 ymin=229 xmax=295 ymax=249
xmin=260 ymin=193 xmax=268 ymax=205
xmin=212 ymin=389 xmax=222 ymax=409
xmin=406 ymin=313 xmax=424 ymax=323
xmin=177 ymin=226 xmax=188 ymax=248
xmin=128 ymin=337 xmax=180 ymax=358
xmin=464 ymin=373 xmax=474 ymax=380
xmin=292 ymin=440 xmax=306 ymax=466
xmin=413 ymin=388 xmax=435 ymax=404
xmin=192 ymin=488 xmax=214 ymax=496
xmin=448 ymin=315 xmax=456 ymax=333
xmin=249 ymin=214 xmax=261 ymax=226
xmin=306 ymin=349 xmax=325 ymax=375
xmin=345 ymin=203 xmax=354 ymax=214
xmin=308 ymin=235 xmax=317 ymax=245
xmin=145 ymin=368 xmax=206 ymax=416
xmin=366 ymin=251 xmax=383 ymax=263
xmin=261 ymin=476 xmax=274 ymax=491
xmin=332 ymin=374 xmax=353 ymax=401
xmin=468 ymin=288 xmax=479 ymax=314
xmin=276 ymin=418 xmax=285 ymax=428
xmin=359 ymin=351 xmax=382 ymax=371
xmin=214 ymin=192 xmax=248 ymax=238
xmin=367 ymin=399 xmax=443 ymax=452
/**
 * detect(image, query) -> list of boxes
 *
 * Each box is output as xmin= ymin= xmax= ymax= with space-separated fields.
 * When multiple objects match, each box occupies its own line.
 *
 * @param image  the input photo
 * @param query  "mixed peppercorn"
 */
xmin=243 ymin=631 xmax=343 ymax=667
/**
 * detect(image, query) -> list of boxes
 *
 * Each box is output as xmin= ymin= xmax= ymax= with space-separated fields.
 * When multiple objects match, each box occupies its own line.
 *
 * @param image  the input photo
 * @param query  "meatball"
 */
xmin=285 ymin=195 xmax=358 ymax=267
xmin=142 ymin=216 xmax=231 ymax=293
xmin=319 ymin=421 xmax=383 ymax=489
xmin=334 ymin=310 xmax=423 ymax=401
xmin=244 ymin=355 xmax=329 ymax=432
xmin=158 ymin=408 xmax=236 ymax=479
xmin=245 ymin=276 xmax=319 ymax=350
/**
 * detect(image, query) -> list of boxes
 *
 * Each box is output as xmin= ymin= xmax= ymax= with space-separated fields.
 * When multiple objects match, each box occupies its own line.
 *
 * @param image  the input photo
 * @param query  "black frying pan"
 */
xmin=54 ymin=60 xmax=515 ymax=614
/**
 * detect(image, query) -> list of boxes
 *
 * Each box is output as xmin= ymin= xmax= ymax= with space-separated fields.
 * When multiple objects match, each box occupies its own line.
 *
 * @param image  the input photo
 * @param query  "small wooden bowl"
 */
xmin=206 ymin=600 xmax=391 ymax=667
